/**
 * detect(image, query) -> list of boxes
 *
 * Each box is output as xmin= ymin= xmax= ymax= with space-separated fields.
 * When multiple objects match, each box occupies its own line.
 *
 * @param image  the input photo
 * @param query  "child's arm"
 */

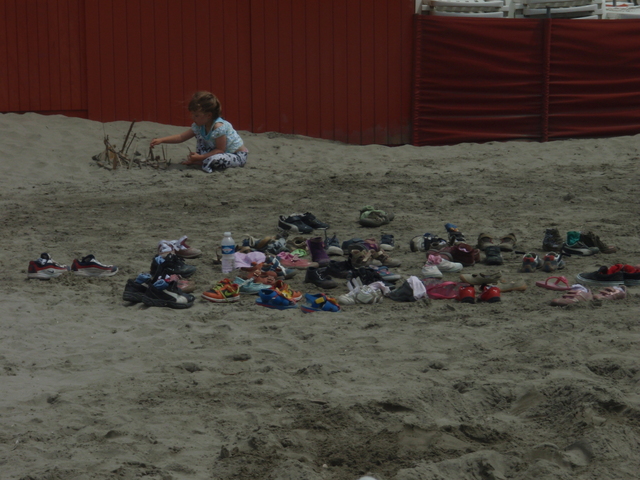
xmin=182 ymin=134 xmax=228 ymax=165
xmin=150 ymin=129 xmax=195 ymax=148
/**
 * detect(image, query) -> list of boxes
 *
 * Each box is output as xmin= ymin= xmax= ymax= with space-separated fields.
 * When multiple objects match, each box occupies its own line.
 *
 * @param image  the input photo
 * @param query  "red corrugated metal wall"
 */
xmin=0 ymin=0 xmax=414 ymax=145
xmin=0 ymin=0 xmax=87 ymax=116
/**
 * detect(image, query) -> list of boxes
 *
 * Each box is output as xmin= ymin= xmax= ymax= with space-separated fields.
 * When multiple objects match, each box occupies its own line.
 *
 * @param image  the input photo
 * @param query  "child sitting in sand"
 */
xmin=150 ymin=91 xmax=248 ymax=173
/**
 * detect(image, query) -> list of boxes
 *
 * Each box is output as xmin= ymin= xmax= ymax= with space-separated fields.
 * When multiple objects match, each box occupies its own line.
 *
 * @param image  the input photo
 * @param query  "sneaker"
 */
xmin=370 ymin=265 xmax=401 ymax=282
xmin=71 ymin=254 xmax=118 ymax=277
xmin=278 ymin=214 xmax=314 ymax=234
xmin=371 ymin=250 xmax=401 ymax=268
xmin=234 ymin=277 xmax=271 ymax=295
xmin=324 ymin=232 xmax=344 ymax=256
xmin=175 ymin=236 xmax=202 ymax=258
xmin=484 ymin=245 xmax=504 ymax=266
xmin=576 ymin=266 xmax=625 ymax=287
xmin=425 ymin=253 xmax=463 ymax=273
xmin=123 ymin=273 xmax=152 ymax=303
xmin=421 ymin=259 xmax=443 ymax=279
xmin=580 ymin=231 xmax=617 ymax=254
xmin=621 ymin=264 xmax=640 ymax=286
xmin=563 ymin=241 xmax=599 ymax=256
xmin=380 ymin=234 xmax=395 ymax=251
xmin=300 ymin=212 xmax=330 ymax=230
xmin=142 ymin=279 xmax=195 ymax=308
xmin=542 ymin=228 xmax=564 ymax=253
xmin=457 ymin=285 xmax=476 ymax=303
xmin=304 ymin=266 xmax=338 ymax=289
xmin=479 ymin=284 xmax=501 ymax=303
xmin=445 ymin=223 xmax=466 ymax=245
xmin=521 ymin=253 xmax=542 ymax=273
xmin=276 ymin=252 xmax=318 ymax=269
xmin=150 ymin=253 xmax=196 ymax=279
xmin=338 ymin=285 xmax=384 ymax=305
xmin=410 ymin=233 xmax=448 ymax=252
xmin=27 ymin=253 xmax=69 ymax=279
xmin=349 ymin=266 xmax=385 ymax=286
xmin=202 ymin=281 xmax=241 ymax=303
xmin=541 ymin=252 xmax=565 ymax=273
xmin=359 ymin=205 xmax=394 ymax=228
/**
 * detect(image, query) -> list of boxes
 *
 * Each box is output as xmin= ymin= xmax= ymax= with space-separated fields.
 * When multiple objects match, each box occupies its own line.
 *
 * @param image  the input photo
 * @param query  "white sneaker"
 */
xmin=426 ymin=253 xmax=462 ymax=273
xmin=421 ymin=263 xmax=443 ymax=278
xmin=338 ymin=285 xmax=383 ymax=305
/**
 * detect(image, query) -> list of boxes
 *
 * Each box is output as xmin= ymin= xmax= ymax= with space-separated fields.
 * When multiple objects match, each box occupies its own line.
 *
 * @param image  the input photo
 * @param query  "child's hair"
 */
xmin=188 ymin=91 xmax=222 ymax=119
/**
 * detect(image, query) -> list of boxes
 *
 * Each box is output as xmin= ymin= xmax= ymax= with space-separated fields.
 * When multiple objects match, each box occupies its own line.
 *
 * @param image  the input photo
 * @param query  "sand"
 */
xmin=1 ymin=112 xmax=639 ymax=480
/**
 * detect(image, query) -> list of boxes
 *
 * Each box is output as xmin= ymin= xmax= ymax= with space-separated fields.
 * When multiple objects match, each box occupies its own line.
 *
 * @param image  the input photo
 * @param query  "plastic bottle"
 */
xmin=221 ymin=232 xmax=236 ymax=273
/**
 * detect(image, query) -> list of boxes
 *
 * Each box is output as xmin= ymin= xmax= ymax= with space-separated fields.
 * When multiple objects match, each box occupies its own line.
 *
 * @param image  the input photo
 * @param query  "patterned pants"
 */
xmin=201 ymin=151 xmax=248 ymax=173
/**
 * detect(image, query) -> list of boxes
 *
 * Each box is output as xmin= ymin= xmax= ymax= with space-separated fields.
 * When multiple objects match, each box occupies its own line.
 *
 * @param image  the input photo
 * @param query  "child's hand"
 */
xmin=181 ymin=152 xmax=200 ymax=165
xmin=150 ymin=138 xmax=162 ymax=148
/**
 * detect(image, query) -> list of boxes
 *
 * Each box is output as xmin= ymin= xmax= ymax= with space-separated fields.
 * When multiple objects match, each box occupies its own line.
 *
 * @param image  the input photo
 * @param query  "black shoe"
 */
xmin=542 ymin=228 xmax=564 ymax=253
xmin=150 ymin=253 xmax=197 ymax=280
xmin=300 ymin=212 xmax=330 ymax=230
xmin=278 ymin=214 xmax=314 ymax=234
xmin=349 ymin=266 xmax=384 ymax=286
xmin=576 ymin=266 xmax=624 ymax=287
xmin=304 ymin=266 xmax=337 ymax=289
xmin=324 ymin=260 xmax=353 ymax=279
xmin=563 ymin=241 xmax=599 ymax=256
xmin=142 ymin=280 xmax=195 ymax=308
xmin=388 ymin=280 xmax=416 ymax=302
xmin=484 ymin=245 xmax=504 ymax=266
xmin=123 ymin=277 xmax=150 ymax=303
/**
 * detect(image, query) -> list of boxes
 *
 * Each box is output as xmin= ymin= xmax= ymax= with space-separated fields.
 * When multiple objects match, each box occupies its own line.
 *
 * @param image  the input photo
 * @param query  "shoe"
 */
xmin=307 ymin=236 xmax=330 ymax=267
xmin=123 ymin=273 xmax=152 ymax=302
xmin=479 ymin=284 xmax=501 ymax=302
xmin=421 ymin=256 xmax=444 ymax=278
xmin=499 ymin=233 xmax=517 ymax=252
xmin=304 ymin=266 xmax=338 ymax=289
xmin=550 ymin=286 xmax=593 ymax=306
xmin=371 ymin=250 xmax=401 ymax=268
xmin=593 ymin=285 xmax=626 ymax=300
xmin=387 ymin=280 xmax=417 ymax=302
xmin=427 ymin=254 xmax=463 ymax=273
xmin=459 ymin=272 xmax=502 ymax=285
xmin=285 ymin=236 xmax=309 ymax=253
xmin=234 ymin=277 xmax=270 ymax=295
xmin=150 ymin=253 xmax=196 ymax=279
xmin=262 ymin=256 xmax=297 ymax=280
xmin=278 ymin=214 xmax=313 ymax=234
xmin=580 ymin=231 xmax=617 ymax=254
xmin=425 ymin=281 xmax=459 ymax=300
xmin=445 ymin=223 xmax=466 ymax=245
xmin=359 ymin=205 xmax=394 ymax=227
xmin=142 ymin=279 xmax=195 ymax=308
xmin=300 ymin=293 xmax=341 ymax=313
xmin=338 ymin=285 xmax=384 ymax=305
xmin=346 ymin=243 xmax=372 ymax=268
xmin=621 ymin=264 xmax=640 ymax=286
xmin=542 ymin=228 xmax=564 ymax=253
xmin=27 ymin=253 xmax=69 ymax=279
xmin=520 ymin=253 xmax=542 ymax=273
xmin=535 ymin=276 xmax=571 ymax=291
xmin=273 ymin=280 xmax=303 ymax=302
xmin=324 ymin=232 xmax=344 ymax=256
xmin=456 ymin=285 xmax=476 ymax=303
xmin=370 ymin=265 xmax=401 ymax=282
xmin=202 ymin=281 xmax=241 ymax=303
xmin=575 ymin=265 xmax=625 ymax=287
xmin=161 ymin=274 xmax=196 ymax=293
xmin=496 ymin=279 xmax=527 ymax=292
xmin=476 ymin=233 xmax=495 ymax=250
xmin=446 ymin=243 xmax=478 ymax=267
xmin=71 ymin=254 xmax=118 ymax=277
xmin=174 ymin=236 xmax=202 ymax=258
xmin=255 ymin=289 xmax=298 ymax=310
xmin=564 ymin=231 xmax=599 ymax=256
xmin=324 ymin=259 xmax=354 ymax=279
xmin=349 ymin=266 xmax=385 ymax=286
xmin=276 ymin=252 xmax=318 ymax=269
xmin=484 ymin=245 xmax=504 ymax=266
xmin=300 ymin=212 xmax=330 ymax=230
xmin=541 ymin=252 xmax=565 ymax=273
xmin=380 ymin=234 xmax=395 ymax=251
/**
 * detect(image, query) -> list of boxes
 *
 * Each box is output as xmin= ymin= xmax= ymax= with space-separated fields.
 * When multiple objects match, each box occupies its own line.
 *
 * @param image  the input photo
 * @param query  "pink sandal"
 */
xmin=550 ymin=288 xmax=592 ymax=306
xmin=535 ymin=276 xmax=571 ymax=291
xmin=593 ymin=285 xmax=626 ymax=300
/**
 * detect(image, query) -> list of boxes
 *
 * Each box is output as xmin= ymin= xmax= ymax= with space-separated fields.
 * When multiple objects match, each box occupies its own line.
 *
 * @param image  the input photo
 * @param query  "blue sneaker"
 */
xmin=235 ymin=277 xmax=271 ymax=295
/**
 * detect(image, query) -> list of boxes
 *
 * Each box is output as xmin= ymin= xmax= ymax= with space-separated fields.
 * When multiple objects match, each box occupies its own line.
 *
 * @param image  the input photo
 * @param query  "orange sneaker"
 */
xmin=202 ymin=280 xmax=240 ymax=303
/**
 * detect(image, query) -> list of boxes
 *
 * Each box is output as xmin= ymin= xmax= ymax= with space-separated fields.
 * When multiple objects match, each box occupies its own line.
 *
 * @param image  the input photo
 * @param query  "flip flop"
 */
xmin=426 ymin=281 xmax=459 ymax=300
xmin=535 ymin=276 xmax=571 ymax=291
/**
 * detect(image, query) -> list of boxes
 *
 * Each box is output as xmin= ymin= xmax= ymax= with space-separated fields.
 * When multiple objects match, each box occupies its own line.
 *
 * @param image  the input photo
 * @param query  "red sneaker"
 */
xmin=479 ymin=284 xmax=501 ymax=303
xmin=456 ymin=284 xmax=476 ymax=303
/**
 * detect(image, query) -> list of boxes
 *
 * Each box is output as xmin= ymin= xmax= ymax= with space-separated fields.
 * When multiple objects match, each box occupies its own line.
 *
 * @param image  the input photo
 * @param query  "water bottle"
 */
xmin=221 ymin=232 xmax=236 ymax=273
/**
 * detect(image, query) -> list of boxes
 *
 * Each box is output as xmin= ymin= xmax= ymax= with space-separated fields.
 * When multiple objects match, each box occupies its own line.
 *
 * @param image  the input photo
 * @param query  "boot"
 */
xmin=306 ymin=236 xmax=330 ymax=267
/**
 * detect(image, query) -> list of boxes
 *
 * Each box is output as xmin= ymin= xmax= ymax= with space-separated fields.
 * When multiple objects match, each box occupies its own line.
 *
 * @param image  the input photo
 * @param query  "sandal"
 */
xmin=300 ymin=293 xmax=341 ymax=313
xmin=550 ymin=287 xmax=592 ymax=306
xmin=535 ymin=276 xmax=571 ymax=291
xmin=593 ymin=285 xmax=626 ymax=301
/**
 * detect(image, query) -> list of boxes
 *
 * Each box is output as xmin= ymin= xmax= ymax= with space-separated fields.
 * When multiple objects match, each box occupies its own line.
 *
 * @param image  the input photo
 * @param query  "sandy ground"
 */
xmin=0 ymin=112 xmax=639 ymax=480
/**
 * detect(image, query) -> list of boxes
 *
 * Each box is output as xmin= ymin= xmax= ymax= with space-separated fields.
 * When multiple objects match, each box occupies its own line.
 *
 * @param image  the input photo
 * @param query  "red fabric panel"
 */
xmin=413 ymin=16 xmax=544 ymax=146
xmin=549 ymin=19 xmax=640 ymax=139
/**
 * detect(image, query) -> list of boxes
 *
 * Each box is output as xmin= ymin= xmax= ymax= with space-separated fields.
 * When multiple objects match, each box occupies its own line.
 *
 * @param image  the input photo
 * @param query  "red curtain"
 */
xmin=413 ymin=16 xmax=640 ymax=146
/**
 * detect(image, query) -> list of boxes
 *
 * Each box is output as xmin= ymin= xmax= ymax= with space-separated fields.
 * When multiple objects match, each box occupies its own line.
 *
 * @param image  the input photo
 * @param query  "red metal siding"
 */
xmin=1 ymin=0 xmax=413 ymax=145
